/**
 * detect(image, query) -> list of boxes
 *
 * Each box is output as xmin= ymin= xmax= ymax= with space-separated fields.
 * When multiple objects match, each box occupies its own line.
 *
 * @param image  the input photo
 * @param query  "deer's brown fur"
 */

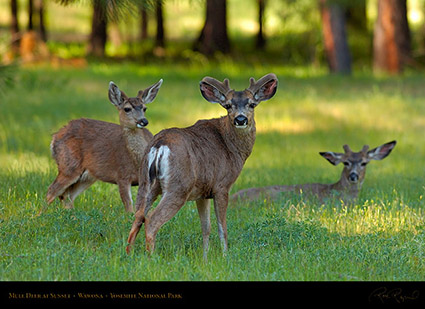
xmin=46 ymin=80 xmax=163 ymax=212
xmin=231 ymin=141 xmax=397 ymax=204
xmin=126 ymin=74 xmax=278 ymax=259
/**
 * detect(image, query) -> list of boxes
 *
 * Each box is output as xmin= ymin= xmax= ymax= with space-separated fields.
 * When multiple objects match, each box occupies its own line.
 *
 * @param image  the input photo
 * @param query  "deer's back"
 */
xmin=231 ymin=182 xmax=335 ymax=203
xmin=51 ymin=118 xmax=144 ymax=184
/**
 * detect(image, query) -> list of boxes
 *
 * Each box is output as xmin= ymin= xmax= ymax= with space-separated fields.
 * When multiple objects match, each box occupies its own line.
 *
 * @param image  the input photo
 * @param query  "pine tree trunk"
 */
xmin=28 ymin=0 xmax=34 ymax=30
xmin=37 ymin=0 xmax=47 ymax=41
xmin=194 ymin=0 xmax=230 ymax=55
xmin=87 ymin=0 xmax=107 ymax=57
xmin=139 ymin=0 xmax=148 ymax=40
xmin=10 ymin=0 xmax=20 ymax=53
xmin=27 ymin=0 xmax=47 ymax=41
xmin=319 ymin=0 xmax=351 ymax=74
xmin=256 ymin=0 xmax=266 ymax=49
xmin=373 ymin=0 xmax=411 ymax=73
xmin=155 ymin=0 xmax=164 ymax=48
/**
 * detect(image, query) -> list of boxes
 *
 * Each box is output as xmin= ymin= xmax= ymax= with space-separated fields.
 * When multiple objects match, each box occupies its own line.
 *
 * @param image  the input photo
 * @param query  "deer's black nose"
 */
xmin=137 ymin=118 xmax=148 ymax=128
xmin=234 ymin=115 xmax=248 ymax=127
xmin=349 ymin=173 xmax=358 ymax=182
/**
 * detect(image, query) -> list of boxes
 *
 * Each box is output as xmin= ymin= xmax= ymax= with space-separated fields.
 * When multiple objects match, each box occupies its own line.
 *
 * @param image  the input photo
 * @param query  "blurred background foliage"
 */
xmin=0 ymin=0 xmax=424 ymax=72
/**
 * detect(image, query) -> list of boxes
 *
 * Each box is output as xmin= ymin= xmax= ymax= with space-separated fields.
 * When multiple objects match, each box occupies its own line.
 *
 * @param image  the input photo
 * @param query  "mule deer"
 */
xmin=231 ymin=141 xmax=396 ymax=204
xmin=46 ymin=80 xmax=163 ymax=212
xmin=126 ymin=74 xmax=278 ymax=258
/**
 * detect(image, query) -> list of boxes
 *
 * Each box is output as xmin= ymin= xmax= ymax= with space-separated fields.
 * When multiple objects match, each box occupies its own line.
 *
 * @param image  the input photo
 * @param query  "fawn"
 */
xmin=231 ymin=141 xmax=397 ymax=204
xmin=126 ymin=74 xmax=278 ymax=259
xmin=46 ymin=80 xmax=163 ymax=212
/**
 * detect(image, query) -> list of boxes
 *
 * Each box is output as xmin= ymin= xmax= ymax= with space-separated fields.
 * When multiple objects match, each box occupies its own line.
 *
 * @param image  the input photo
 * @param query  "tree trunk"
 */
xmin=194 ymin=0 xmax=230 ymax=55
xmin=36 ymin=0 xmax=47 ymax=41
xmin=87 ymin=0 xmax=107 ymax=57
xmin=155 ymin=0 xmax=165 ymax=48
xmin=256 ymin=0 xmax=266 ymax=49
xmin=28 ymin=0 xmax=34 ymax=30
xmin=27 ymin=0 xmax=47 ymax=41
xmin=319 ymin=0 xmax=351 ymax=74
xmin=373 ymin=0 xmax=411 ymax=73
xmin=10 ymin=0 xmax=20 ymax=53
xmin=139 ymin=0 xmax=148 ymax=40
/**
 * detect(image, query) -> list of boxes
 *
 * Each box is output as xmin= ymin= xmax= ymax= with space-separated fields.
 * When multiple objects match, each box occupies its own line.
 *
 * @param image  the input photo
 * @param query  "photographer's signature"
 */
xmin=369 ymin=287 xmax=420 ymax=304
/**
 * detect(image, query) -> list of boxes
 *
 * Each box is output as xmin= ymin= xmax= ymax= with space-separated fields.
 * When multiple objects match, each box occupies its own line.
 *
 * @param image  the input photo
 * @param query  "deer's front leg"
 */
xmin=118 ymin=182 xmax=134 ymax=213
xmin=196 ymin=198 xmax=211 ymax=261
xmin=213 ymin=192 xmax=229 ymax=254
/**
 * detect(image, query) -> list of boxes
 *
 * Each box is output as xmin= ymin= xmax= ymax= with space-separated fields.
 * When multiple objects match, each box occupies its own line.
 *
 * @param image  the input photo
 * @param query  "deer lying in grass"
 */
xmin=46 ymin=80 xmax=163 ymax=212
xmin=231 ymin=141 xmax=397 ymax=204
xmin=126 ymin=74 xmax=278 ymax=259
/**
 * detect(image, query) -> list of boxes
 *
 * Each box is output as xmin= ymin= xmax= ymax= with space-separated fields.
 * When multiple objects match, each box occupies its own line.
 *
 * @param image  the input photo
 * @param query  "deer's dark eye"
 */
xmin=249 ymin=103 xmax=256 ymax=108
xmin=124 ymin=107 xmax=132 ymax=113
xmin=143 ymin=107 xmax=147 ymax=112
xmin=343 ymin=162 xmax=350 ymax=166
xmin=361 ymin=162 xmax=367 ymax=166
xmin=223 ymin=104 xmax=232 ymax=110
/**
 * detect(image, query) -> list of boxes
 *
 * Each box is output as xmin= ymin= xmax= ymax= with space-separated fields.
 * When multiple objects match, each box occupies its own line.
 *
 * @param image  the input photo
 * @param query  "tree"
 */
xmin=155 ymin=0 xmax=165 ymax=48
xmin=373 ymin=0 xmax=411 ymax=73
xmin=87 ymin=0 xmax=108 ymax=57
xmin=55 ymin=0 xmax=143 ymax=57
xmin=139 ymin=0 xmax=149 ymax=40
xmin=38 ymin=0 xmax=47 ymax=42
xmin=28 ymin=0 xmax=34 ymax=30
xmin=194 ymin=0 xmax=230 ymax=55
xmin=256 ymin=0 xmax=266 ymax=49
xmin=319 ymin=0 xmax=351 ymax=74
xmin=28 ymin=0 xmax=48 ymax=42
xmin=10 ymin=0 xmax=20 ymax=53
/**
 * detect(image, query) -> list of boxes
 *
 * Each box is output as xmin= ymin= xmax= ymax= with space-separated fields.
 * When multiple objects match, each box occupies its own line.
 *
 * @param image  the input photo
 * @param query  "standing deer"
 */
xmin=231 ymin=141 xmax=397 ymax=204
xmin=46 ymin=80 xmax=163 ymax=212
xmin=126 ymin=74 xmax=278 ymax=259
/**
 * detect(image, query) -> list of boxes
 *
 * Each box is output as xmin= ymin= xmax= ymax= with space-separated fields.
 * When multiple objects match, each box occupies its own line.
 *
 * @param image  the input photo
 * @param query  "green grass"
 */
xmin=0 ymin=61 xmax=424 ymax=281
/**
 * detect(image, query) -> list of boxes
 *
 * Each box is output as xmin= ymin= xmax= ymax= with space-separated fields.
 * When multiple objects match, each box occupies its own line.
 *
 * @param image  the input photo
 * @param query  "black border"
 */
xmin=1 ymin=281 xmax=424 ymax=305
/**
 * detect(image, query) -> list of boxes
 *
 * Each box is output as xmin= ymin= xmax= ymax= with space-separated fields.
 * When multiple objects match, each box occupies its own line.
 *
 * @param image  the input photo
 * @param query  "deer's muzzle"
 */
xmin=234 ymin=115 xmax=248 ymax=128
xmin=348 ymin=172 xmax=359 ymax=183
xmin=136 ymin=118 xmax=149 ymax=128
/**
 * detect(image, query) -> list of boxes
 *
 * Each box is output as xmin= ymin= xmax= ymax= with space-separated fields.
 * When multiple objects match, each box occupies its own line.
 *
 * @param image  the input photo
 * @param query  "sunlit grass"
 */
xmin=0 ymin=152 xmax=51 ymax=175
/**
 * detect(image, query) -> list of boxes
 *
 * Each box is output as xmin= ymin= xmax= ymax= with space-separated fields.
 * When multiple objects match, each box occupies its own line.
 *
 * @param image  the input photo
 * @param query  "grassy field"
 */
xmin=0 ymin=61 xmax=424 ymax=281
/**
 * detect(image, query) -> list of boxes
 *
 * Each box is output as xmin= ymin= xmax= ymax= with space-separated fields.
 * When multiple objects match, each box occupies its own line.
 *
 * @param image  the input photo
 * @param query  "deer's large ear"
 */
xmin=199 ymin=81 xmax=227 ymax=104
xmin=367 ymin=140 xmax=397 ymax=161
xmin=138 ymin=79 xmax=163 ymax=104
xmin=320 ymin=151 xmax=344 ymax=166
xmin=248 ymin=74 xmax=278 ymax=103
xmin=108 ymin=81 xmax=128 ymax=108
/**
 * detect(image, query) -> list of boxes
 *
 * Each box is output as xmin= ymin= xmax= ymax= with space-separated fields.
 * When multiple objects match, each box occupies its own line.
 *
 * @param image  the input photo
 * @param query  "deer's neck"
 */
xmin=220 ymin=116 xmax=256 ymax=163
xmin=123 ymin=127 xmax=148 ymax=165
xmin=330 ymin=172 xmax=362 ymax=200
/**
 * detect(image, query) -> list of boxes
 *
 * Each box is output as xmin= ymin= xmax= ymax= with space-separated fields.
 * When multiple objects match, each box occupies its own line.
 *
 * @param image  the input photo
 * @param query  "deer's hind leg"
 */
xmin=144 ymin=192 xmax=188 ymax=253
xmin=46 ymin=172 xmax=81 ymax=205
xmin=126 ymin=180 xmax=162 ymax=254
xmin=61 ymin=171 xmax=96 ymax=209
